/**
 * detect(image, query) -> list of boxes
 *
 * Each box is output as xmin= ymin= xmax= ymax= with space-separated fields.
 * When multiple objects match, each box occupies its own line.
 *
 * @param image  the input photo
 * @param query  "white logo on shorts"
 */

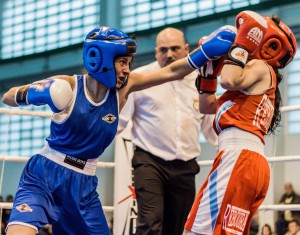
xmin=222 ymin=204 xmax=250 ymax=235
xmin=16 ymin=203 xmax=33 ymax=213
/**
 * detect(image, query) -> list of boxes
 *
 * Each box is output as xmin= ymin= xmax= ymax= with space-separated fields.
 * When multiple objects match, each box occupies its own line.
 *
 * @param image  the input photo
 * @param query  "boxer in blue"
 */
xmin=2 ymin=25 xmax=236 ymax=235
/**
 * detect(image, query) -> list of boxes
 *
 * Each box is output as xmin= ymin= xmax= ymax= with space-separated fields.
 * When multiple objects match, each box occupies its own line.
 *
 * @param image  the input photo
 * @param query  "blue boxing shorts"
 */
xmin=7 ymin=146 xmax=110 ymax=235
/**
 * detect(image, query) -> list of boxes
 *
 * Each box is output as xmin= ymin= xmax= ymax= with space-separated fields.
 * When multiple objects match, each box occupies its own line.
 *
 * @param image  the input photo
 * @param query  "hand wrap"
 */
xmin=15 ymin=79 xmax=73 ymax=113
xmin=195 ymin=56 xmax=225 ymax=94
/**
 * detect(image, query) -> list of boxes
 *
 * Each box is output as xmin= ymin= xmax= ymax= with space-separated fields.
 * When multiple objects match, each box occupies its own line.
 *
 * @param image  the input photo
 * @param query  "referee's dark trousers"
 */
xmin=132 ymin=146 xmax=200 ymax=235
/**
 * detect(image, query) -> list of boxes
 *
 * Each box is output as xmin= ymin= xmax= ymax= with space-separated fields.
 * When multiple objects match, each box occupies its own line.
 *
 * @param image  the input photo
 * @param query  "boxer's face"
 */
xmin=114 ymin=56 xmax=132 ymax=89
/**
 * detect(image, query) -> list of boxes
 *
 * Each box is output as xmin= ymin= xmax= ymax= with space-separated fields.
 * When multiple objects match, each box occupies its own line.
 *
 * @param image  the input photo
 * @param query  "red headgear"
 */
xmin=251 ymin=15 xmax=297 ymax=69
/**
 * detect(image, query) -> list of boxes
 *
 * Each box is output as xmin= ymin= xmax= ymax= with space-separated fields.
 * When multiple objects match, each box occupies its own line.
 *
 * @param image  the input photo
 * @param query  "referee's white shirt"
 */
xmin=118 ymin=61 xmax=217 ymax=161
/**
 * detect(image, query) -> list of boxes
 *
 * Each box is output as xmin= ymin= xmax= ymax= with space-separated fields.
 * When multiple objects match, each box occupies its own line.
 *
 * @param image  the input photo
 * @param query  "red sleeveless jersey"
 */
xmin=213 ymin=63 xmax=277 ymax=143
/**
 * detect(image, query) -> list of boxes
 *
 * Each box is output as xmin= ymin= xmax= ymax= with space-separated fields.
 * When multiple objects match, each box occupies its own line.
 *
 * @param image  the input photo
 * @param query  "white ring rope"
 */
xmin=258 ymin=204 xmax=300 ymax=211
xmin=1 ymin=155 xmax=300 ymax=167
xmin=280 ymin=104 xmax=300 ymax=112
xmin=0 ymin=204 xmax=296 ymax=212
xmin=0 ymin=104 xmax=299 ymax=117
xmin=0 ymin=105 xmax=300 ymax=212
xmin=1 ymin=201 xmax=300 ymax=212
xmin=0 ymin=155 xmax=115 ymax=168
xmin=197 ymin=155 xmax=300 ymax=166
xmin=0 ymin=107 xmax=52 ymax=117
xmin=0 ymin=202 xmax=114 ymax=212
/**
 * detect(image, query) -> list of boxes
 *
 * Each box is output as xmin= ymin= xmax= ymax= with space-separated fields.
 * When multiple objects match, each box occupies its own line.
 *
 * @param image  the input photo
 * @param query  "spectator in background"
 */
xmin=261 ymin=224 xmax=273 ymax=235
xmin=2 ymin=195 xmax=14 ymax=231
xmin=1 ymin=195 xmax=5 ymax=235
xmin=285 ymin=219 xmax=300 ymax=235
xmin=250 ymin=212 xmax=259 ymax=235
xmin=37 ymin=224 xmax=52 ymax=235
xmin=276 ymin=183 xmax=300 ymax=235
xmin=108 ymin=218 xmax=113 ymax=234
xmin=5 ymin=195 xmax=13 ymax=203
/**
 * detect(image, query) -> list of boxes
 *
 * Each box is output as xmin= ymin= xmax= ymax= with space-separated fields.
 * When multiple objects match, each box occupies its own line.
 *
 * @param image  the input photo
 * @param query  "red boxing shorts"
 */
xmin=185 ymin=128 xmax=270 ymax=235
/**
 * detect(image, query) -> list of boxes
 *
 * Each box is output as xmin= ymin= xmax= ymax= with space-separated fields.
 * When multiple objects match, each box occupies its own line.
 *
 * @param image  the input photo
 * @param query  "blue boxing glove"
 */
xmin=14 ymin=79 xmax=73 ymax=113
xmin=187 ymin=25 xmax=237 ymax=69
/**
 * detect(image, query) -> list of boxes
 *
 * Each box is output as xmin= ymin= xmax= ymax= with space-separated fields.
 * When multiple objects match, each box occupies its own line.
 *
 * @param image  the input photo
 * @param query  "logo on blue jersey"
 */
xmin=102 ymin=113 xmax=117 ymax=124
xmin=16 ymin=203 xmax=33 ymax=213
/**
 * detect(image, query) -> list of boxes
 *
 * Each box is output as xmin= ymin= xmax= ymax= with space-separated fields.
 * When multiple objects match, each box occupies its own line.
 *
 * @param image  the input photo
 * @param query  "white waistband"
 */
xmin=40 ymin=145 xmax=98 ymax=176
xmin=218 ymin=127 xmax=265 ymax=156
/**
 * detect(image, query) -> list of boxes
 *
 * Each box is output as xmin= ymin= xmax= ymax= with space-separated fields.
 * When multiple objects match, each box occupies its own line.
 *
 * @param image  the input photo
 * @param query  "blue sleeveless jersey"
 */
xmin=46 ymin=75 xmax=119 ymax=159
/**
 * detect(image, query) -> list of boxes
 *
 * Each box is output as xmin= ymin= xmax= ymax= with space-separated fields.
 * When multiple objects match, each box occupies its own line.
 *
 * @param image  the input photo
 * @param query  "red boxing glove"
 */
xmin=227 ymin=11 xmax=268 ymax=68
xmin=195 ymin=56 xmax=225 ymax=94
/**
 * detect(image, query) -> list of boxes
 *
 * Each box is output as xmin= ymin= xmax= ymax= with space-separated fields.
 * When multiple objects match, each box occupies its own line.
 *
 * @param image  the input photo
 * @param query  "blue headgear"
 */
xmin=83 ymin=26 xmax=137 ymax=88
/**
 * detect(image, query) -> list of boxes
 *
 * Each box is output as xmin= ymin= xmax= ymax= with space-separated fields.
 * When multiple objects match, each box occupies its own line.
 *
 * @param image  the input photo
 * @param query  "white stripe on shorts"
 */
xmin=192 ymin=148 xmax=242 ymax=234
